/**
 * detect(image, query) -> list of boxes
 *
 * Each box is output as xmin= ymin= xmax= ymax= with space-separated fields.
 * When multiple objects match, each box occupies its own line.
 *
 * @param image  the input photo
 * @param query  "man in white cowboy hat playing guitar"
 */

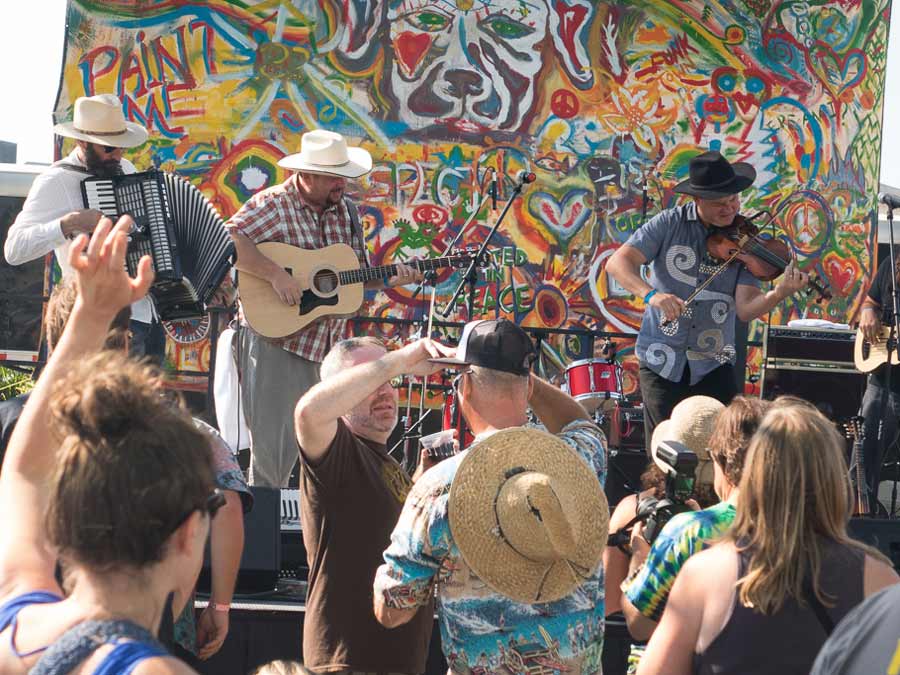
xmin=372 ymin=319 xmax=610 ymax=673
xmin=606 ymin=149 xmax=809 ymax=454
xmin=4 ymin=94 xmax=164 ymax=362
xmin=226 ymin=129 xmax=419 ymax=487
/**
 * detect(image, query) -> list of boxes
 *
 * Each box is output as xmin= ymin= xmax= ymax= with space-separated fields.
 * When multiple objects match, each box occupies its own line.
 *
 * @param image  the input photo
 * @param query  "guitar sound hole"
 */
xmin=312 ymin=268 xmax=339 ymax=295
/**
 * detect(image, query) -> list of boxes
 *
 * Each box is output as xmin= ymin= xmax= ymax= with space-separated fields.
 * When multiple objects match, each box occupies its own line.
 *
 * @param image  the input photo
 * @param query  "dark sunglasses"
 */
xmin=166 ymin=488 xmax=227 ymax=536
xmin=97 ymin=144 xmax=119 ymax=154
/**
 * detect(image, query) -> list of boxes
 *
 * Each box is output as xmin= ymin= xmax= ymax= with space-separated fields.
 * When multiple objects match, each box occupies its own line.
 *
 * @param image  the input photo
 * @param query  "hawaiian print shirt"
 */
xmin=173 ymin=419 xmax=252 ymax=653
xmin=374 ymin=420 xmax=608 ymax=675
xmin=627 ymin=202 xmax=759 ymax=385
xmin=624 ymin=500 xmax=736 ymax=621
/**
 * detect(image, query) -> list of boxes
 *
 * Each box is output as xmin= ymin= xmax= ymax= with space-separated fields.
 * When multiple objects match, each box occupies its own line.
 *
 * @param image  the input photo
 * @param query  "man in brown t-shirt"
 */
xmin=294 ymin=335 xmax=453 ymax=673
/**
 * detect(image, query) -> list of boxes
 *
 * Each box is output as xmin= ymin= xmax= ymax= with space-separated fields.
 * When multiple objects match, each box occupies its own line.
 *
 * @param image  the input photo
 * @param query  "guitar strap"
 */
xmin=345 ymin=199 xmax=371 ymax=269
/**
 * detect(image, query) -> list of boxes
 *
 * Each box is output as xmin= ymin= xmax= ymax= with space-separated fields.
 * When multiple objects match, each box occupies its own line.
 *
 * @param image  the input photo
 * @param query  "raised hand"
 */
xmin=394 ymin=338 xmax=454 ymax=377
xmin=67 ymin=215 xmax=154 ymax=320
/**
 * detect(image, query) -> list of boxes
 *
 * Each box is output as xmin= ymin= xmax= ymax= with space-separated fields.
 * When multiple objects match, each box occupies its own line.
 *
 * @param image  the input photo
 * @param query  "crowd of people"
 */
xmin=1 ymin=94 xmax=899 ymax=674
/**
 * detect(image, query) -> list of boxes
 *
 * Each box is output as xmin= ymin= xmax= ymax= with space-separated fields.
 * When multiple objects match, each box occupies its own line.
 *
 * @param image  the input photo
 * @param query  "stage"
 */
xmin=194 ymin=581 xmax=635 ymax=675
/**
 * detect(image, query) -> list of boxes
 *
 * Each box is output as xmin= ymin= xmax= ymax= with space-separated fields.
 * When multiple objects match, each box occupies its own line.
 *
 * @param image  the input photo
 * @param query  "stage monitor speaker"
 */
xmin=198 ymin=486 xmax=281 ymax=596
xmin=760 ymin=366 xmax=865 ymax=421
xmin=848 ymin=518 xmax=900 ymax=571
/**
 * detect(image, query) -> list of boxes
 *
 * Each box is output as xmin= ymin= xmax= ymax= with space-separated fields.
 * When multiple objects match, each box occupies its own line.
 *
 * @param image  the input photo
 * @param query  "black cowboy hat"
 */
xmin=674 ymin=150 xmax=756 ymax=199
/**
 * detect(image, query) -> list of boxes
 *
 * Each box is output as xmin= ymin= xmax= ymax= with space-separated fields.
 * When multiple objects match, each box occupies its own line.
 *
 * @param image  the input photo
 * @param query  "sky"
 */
xmin=2 ymin=2 xmax=900 ymax=187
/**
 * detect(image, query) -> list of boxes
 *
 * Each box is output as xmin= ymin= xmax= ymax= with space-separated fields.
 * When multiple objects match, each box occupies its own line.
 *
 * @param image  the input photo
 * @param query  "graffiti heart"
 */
xmin=807 ymin=43 xmax=866 ymax=103
xmin=527 ymin=190 xmax=591 ymax=245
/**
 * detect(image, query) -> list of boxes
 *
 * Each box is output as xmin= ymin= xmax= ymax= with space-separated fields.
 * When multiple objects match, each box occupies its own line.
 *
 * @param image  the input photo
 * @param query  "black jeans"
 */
xmin=859 ymin=381 xmax=900 ymax=512
xmin=638 ymin=363 xmax=738 ymax=455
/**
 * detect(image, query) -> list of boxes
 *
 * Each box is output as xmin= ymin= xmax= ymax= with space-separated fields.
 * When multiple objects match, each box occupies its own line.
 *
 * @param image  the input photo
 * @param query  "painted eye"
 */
xmin=404 ymin=10 xmax=451 ymax=32
xmin=482 ymin=15 xmax=535 ymax=40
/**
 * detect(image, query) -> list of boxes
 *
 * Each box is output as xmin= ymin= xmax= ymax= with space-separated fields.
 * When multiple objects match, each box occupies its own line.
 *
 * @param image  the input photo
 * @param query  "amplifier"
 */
xmin=764 ymin=325 xmax=856 ymax=372
xmin=280 ymin=489 xmax=307 ymax=580
xmin=761 ymin=366 xmax=865 ymax=420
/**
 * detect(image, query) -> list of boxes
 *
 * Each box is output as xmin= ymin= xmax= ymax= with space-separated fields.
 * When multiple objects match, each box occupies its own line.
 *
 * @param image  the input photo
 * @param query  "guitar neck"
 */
xmin=852 ymin=436 xmax=870 ymax=515
xmin=338 ymin=256 xmax=464 ymax=285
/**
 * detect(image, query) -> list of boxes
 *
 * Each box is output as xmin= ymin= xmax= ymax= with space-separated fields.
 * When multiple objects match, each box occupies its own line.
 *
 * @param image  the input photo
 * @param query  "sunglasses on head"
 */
xmin=166 ymin=488 xmax=227 ymax=537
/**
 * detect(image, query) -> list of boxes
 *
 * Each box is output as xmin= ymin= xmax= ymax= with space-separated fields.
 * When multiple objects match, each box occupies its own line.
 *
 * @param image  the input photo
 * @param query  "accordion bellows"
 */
xmin=82 ymin=170 xmax=236 ymax=320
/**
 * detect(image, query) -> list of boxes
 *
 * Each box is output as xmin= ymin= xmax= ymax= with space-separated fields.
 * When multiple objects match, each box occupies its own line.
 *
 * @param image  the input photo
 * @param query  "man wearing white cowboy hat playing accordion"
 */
xmin=373 ymin=319 xmax=610 ymax=673
xmin=4 ymin=94 xmax=164 ymax=362
xmin=226 ymin=129 xmax=419 ymax=488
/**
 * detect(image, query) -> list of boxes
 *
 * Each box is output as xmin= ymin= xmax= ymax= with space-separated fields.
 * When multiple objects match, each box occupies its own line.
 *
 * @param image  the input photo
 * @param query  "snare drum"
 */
xmin=442 ymin=392 xmax=475 ymax=449
xmin=564 ymin=358 xmax=624 ymax=412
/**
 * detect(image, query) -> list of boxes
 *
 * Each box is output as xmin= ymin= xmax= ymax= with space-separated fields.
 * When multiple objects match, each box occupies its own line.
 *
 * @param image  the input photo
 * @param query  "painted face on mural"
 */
xmin=336 ymin=0 xmax=594 ymax=139
xmin=386 ymin=2 xmax=548 ymax=137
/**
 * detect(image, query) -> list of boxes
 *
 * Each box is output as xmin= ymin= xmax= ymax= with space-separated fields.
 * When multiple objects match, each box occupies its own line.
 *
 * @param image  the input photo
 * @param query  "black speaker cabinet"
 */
xmin=198 ymin=486 xmax=281 ymax=596
xmin=760 ymin=325 xmax=865 ymax=420
xmin=760 ymin=366 xmax=865 ymax=420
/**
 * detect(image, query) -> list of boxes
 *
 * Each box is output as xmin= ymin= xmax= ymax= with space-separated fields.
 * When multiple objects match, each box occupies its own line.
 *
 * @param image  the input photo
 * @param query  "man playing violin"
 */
xmin=607 ymin=150 xmax=809 ymax=454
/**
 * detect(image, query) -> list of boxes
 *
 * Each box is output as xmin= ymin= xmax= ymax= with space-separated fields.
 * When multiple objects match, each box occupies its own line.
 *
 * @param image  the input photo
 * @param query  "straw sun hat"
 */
xmin=650 ymin=395 xmax=724 ymax=487
xmin=448 ymin=427 xmax=609 ymax=604
xmin=53 ymin=94 xmax=148 ymax=148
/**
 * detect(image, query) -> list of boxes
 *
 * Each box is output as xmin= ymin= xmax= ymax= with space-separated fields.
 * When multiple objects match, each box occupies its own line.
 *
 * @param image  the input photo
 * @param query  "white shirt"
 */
xmin=4 ymin=148 xmax=152 ymax=323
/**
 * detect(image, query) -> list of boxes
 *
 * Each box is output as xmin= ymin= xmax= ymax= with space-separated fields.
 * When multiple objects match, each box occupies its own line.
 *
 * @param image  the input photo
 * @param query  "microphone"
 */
xmin=516 ymin=170 xmax=536 ymax=187
xmin=490 ymin=169 xmax=497 ymax=211
xmin=880 ymin=192 xmax=900 ymax=211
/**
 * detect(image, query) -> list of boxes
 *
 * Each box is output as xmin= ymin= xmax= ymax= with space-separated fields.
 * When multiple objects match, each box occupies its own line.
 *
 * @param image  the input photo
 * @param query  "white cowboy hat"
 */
xmin=448 ymin=427 xmax=609 ymax=604
xmin=53 ymin=94 xmax=148 ymax=148
xmin=278 ymin=129 xmax=373 ymax=178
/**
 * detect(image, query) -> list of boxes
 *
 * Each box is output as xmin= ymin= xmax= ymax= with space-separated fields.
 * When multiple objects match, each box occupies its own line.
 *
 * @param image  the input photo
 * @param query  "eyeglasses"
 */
xmin=165 ymin=488 xmax=227 ymax=537
xmin=451 ymin=369 xmax=472 ymax=394
xmin=101 ymin=145 xmax=119 ymax=154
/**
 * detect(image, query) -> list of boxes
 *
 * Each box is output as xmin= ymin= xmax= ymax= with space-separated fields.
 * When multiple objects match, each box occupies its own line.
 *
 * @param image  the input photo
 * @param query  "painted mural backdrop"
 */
xmin=55 ymin=0 xmax=890 ymax=396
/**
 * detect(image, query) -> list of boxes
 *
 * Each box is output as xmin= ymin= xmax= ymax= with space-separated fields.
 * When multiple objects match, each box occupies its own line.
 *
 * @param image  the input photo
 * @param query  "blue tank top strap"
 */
xmin=0 ymin=590 xmax=63 ymax=658
xmin=30 ymin=618 xmax=167 ymax=675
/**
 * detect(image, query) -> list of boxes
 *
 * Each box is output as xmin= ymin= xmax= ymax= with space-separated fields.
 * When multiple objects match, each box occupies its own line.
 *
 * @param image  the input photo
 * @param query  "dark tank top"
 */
xmin=694 ymin=540 xmax=865 ymax=675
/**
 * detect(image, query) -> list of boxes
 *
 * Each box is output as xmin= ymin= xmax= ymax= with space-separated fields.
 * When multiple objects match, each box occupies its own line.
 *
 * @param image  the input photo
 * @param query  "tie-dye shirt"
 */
xmin=626 ymin=202 xmax=759 ymax=385
xmin=624 ymin=500 xmax=736 ymax=621
xmin=374 ymin=420 xmax=607 ymax=675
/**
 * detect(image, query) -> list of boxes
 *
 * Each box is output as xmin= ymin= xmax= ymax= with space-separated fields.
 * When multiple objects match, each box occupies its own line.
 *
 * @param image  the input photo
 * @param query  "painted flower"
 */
xmin=599 ymin=85 xmax=676 ymax=154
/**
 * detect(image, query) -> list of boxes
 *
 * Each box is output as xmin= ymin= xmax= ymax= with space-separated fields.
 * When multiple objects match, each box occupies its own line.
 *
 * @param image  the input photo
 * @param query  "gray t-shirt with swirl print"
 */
xmin=625 ymin=202 xmax=759 ymax=385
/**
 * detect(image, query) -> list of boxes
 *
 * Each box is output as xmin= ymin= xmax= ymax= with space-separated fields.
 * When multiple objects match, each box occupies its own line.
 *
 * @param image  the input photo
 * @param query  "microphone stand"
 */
xmin=390 ymin=178 xmax=492 ymax=472
xmin=884 ymin=203 xmax=900 ymax=517
xmin=438 ymin=174 xmax=531 ymax=318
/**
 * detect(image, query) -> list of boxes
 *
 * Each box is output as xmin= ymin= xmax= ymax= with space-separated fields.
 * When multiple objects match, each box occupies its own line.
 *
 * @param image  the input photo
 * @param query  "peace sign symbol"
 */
xmin=551 ymin=89 xmax=579 ymax=119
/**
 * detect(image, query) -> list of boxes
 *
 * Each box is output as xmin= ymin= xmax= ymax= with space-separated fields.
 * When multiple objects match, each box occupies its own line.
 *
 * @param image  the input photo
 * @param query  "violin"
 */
xmin=704 ymin=214 xmax=832 ymax=300
xmin=659 ymin=213 xmax=832 ymax=332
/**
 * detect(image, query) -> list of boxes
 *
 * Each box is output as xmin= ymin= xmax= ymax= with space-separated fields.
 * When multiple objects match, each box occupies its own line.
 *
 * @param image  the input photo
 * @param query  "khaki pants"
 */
xmin=238 ymin=326 xmax=319 ymax=487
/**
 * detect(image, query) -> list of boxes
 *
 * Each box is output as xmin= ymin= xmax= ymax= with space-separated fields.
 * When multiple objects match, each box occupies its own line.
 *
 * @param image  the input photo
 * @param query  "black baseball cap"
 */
xmin=431 ymin=319 xmax=536 ymax=376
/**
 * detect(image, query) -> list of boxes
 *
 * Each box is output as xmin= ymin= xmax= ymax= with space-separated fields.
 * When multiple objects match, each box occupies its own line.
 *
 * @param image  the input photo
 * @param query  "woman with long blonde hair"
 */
xmin=637 ymin=397 xmax=899 ymax=675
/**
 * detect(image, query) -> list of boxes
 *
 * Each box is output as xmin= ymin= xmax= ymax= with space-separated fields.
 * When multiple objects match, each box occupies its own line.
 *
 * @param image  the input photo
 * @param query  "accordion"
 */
xmin=81 ymin=170 xmax=236 ymax=320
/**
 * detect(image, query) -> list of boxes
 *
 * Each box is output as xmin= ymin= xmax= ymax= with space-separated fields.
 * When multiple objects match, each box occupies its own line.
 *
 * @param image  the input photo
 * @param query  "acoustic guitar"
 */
xmin=854 ymin=326 xmax=900 ymax=372
xmin=239 ymin=242 xmax=480 ymax=338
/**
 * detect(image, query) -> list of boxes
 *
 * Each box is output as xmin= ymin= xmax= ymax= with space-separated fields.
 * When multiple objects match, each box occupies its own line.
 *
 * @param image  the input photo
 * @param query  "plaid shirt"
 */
xmin=226 ymin=175 xmax=368 ymax=362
